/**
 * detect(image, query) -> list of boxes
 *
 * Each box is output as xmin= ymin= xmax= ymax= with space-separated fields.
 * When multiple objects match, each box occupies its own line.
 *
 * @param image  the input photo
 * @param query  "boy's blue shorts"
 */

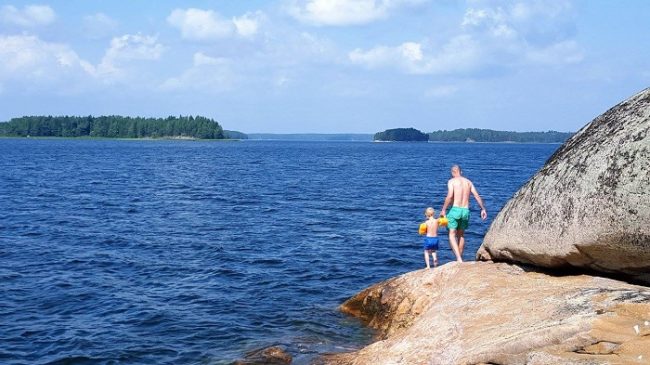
xmin=423 ymin=237 xmax=439 ymax=250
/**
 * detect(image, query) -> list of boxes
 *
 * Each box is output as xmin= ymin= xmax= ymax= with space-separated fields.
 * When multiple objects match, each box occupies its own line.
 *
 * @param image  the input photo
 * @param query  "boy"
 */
xmin=420 ymin=207 xmax=439 ymax=269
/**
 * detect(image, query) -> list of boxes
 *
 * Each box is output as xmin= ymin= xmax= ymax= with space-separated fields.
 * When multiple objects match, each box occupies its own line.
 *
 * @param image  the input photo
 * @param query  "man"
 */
xmin=440 ymin=165 xmax=487 ymax=262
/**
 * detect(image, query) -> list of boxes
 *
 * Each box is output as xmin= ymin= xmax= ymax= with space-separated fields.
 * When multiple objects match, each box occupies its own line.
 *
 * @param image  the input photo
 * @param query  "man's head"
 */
xmin=451 ymin=164 xmax=462 ymax=177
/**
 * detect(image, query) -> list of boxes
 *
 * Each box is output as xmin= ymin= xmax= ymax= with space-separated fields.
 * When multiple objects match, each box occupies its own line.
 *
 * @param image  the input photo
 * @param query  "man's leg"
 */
xmin=457 ymin=229 xmax=465 ymax=256
xmin=448 ymin=229 xmax=463 ymax=262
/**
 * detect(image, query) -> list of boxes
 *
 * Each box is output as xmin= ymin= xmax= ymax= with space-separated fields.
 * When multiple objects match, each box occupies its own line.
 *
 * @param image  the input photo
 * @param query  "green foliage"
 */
xmin=223 ymin=130 xmax=249 ymax=139
xmin=427 ymin=128 xmax=573 ymax=143
xmin=0 ymin=115 xmax=224 ymax=139
xmin=374 ymin=128 xmax=429 ymax=142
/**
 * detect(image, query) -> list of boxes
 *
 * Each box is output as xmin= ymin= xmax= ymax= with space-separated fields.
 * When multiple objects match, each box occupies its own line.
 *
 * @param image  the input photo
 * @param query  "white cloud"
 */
xmin=349 ymin=36 xmax=481 ymax=75
xmin=193 ymin=52 xmax=222 ymax=67
xmin=463 ymin=1 xmax=576 ymax=45
xmin=0 ymin=34 xmax=94 ymax=89
xmin=96 ymin=34 xmax=164 ymax=80
xmin=82 ymin=13 xmax=118 ymax=39
xmin=167 ymin=8 xmax=262 ymax=41
xmin=0 ymin=4 xmax=55 ymax=27
xmin=168 ymin=8 xmax=233 ymax=40
xmin=510 ymin=0 xmax=572 ymax=21
xmin=160 ymin=52 xmax=234 ymax=92
xmin=233 ymin=12 xmax=264 ymax=38
xmin=104 ymin=34 xmax=163 ymax=61
xmin=349 ymin=42 xmax=423 ymax=69
xmin=462 ymin=7 xmax=504 ymax=28
xmin=0 ymin=32 xmax=167 ymax=91
xmin=288 ymin=0 xmax=425 ymax=26
xmin=462 ymin=1 xmax=582 ymax=65
xmin=461 ymin=7 xmax=516 ymax=39
xmin=350 ymin=0 xmax=582 ymax=74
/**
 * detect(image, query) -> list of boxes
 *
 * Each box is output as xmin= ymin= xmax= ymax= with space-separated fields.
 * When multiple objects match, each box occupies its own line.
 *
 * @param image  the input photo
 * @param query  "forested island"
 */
xmin=223 ymin=130 xmax=249 ymax=139
xmin=374 ymin=128 xmax=429 ymax=142
xmin=0 ymin=115 xmax=227 ymax=139
xmin=374 ymin=127 xmax=573 ymax=142
xmin=428 ymin=128 xmax=573 ymax=142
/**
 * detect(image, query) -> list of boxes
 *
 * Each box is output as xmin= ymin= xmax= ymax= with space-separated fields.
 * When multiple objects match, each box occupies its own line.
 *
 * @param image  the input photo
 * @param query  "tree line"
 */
xmin=428 ymin=128 xmax=573 ymax=143
xmin=223 ymin=130 xmax=249 ymax=139
xmin=374 ymin=128 xmax=429 ymax=141
xmin=0 ymin=115 xmax=224 ymax=139
xmin=373 ymin=127 xmax=573 ymax=142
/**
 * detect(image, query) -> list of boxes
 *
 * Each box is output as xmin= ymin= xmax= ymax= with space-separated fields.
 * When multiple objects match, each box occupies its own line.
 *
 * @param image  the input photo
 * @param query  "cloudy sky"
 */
xmin=0 ymin=0 xmax=648 ymax=133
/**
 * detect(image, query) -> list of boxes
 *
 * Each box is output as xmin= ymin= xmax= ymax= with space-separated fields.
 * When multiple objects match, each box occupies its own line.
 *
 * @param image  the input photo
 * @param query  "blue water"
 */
xmin=0 ymin=139 xmax=559 ymax=364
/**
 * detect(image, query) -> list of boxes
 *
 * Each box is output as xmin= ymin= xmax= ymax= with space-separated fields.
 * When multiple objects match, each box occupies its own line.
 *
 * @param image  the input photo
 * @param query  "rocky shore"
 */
xmin=324 ymin=262 xmax=650 ymax=364
xmin=321 ymin=88 xmax=649 ymax=365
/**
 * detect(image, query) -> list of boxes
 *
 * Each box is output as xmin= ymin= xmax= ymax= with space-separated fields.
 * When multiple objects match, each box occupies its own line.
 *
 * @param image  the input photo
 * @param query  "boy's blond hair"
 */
xmin=425 ymin=207 xmax=435 ymax=217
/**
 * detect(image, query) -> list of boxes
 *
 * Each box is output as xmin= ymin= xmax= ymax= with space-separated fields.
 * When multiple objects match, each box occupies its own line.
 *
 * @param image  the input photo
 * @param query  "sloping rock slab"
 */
xmin=477 ymin=88 xmax=650 ymax=283
xmin=322 ymin=262 xmax=650 ymax=365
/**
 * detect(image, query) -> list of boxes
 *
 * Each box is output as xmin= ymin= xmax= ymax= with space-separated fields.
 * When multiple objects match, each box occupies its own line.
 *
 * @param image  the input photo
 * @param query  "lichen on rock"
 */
xmin=477 ymin=88 xmax=650 ymax=284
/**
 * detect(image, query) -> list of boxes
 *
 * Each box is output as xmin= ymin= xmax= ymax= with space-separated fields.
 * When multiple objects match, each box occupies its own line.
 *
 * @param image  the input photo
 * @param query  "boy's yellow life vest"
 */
xmin=420 ymin=217 xmax=448 ymax=234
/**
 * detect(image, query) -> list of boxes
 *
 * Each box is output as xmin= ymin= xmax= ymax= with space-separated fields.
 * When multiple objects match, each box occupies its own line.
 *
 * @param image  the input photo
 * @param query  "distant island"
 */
xmin=374 ymin=128 xmax=429 ymax=142
xmin=223 ymin=130 xmax=249 ymax=139
xmin=0 ymin=115 xmax=227 ymax=139
xmin=374 ymin=127 xmax=573 ymax=143
xmin=428 ymin=128 xmax=573 ymax=143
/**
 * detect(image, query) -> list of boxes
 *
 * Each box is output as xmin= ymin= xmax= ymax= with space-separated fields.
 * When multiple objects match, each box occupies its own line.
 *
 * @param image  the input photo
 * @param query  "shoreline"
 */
xmin=0 ymin=136 xmax=242 ymax=142
xmin=1 ymin=136 xmax=564 ymax=144
xmin=323 ymin=261 xmax=650 ymax=364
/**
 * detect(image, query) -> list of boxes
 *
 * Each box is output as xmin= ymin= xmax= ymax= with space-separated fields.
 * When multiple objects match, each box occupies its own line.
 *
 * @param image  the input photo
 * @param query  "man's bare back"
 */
xmin=448 ymin=176 xmax=473 ymax=208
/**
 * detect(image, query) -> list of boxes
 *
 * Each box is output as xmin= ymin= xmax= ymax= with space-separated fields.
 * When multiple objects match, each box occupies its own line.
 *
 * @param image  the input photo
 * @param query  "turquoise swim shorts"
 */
xmin=447 ymin=206 xmax=470 ymax=230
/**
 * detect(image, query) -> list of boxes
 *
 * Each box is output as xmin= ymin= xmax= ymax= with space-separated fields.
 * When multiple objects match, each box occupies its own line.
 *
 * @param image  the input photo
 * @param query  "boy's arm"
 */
xmin=440 ymin=180 xmax=453 ymax=217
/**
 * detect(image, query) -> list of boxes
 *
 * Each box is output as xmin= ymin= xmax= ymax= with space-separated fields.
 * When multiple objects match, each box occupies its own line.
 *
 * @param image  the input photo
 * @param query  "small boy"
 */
xmin=421 ymin=207 xmax=439 ymax=269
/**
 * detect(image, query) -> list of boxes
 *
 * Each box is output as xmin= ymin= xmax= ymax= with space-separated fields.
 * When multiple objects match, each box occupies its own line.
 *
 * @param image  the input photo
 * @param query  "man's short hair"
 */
xmin=451 ymin=164 xmax=461 ymax=173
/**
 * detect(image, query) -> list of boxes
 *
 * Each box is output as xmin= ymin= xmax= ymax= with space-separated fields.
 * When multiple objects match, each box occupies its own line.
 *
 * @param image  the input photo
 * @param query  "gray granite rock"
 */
xmin=477 ymin=88 xmax=650 ymax=283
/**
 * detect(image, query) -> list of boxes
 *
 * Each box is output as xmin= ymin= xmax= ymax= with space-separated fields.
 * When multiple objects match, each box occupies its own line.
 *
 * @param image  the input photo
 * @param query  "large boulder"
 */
xmin=477 ymin=88 xmax=650 ymax=283
xmin=322 ymin=262 xmax=650 ymax=365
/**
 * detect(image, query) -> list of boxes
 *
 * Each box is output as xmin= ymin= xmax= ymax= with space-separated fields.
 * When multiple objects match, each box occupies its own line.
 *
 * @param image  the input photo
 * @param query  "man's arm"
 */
xmin=470 ymin=183 xmax=487 ymax=220
xmin=440 ymin=180 xmax=453 ymax=217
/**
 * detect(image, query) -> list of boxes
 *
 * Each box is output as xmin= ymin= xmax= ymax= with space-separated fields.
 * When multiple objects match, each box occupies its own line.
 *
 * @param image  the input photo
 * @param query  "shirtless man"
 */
xmin=440 ymin=165 xmax=487 ymax=262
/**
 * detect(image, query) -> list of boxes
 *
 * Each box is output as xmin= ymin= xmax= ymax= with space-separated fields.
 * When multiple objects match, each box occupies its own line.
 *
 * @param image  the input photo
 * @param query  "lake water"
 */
xmin=0 ymin=139 xmax=559 ymax=364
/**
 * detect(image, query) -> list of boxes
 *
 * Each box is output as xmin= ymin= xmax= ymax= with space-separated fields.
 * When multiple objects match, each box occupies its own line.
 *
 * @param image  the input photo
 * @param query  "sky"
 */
xmin=0 ymin=0 xmax=648 ymax=133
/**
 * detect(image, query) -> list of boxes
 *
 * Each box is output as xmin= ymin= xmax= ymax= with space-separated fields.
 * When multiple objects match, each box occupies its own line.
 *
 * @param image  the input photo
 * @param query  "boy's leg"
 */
xmin=424 ymin=250 xmax=430 ymax=268
xmin=448 ymin=229 xmax=463 ymax=262
xmin=433 ymin=251 xmax=438 ymax=267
